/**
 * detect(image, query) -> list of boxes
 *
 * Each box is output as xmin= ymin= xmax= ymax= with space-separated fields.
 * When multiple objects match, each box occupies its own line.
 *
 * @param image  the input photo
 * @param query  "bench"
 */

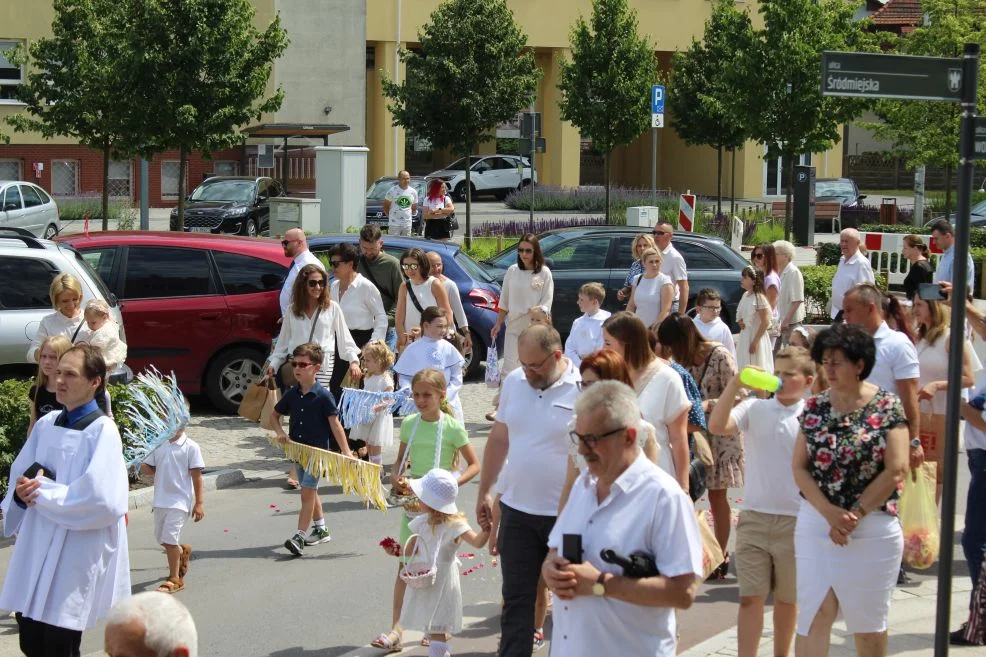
xmin=770 ymin=201 xmax=842 ymax=234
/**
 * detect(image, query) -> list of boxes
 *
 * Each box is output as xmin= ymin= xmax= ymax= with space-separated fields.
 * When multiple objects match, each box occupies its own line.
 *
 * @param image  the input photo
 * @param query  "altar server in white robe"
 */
xmin=0 ymin=344 xmax=130 ymax=657
xmin=393 ymin=305 xmax=465 ymax=424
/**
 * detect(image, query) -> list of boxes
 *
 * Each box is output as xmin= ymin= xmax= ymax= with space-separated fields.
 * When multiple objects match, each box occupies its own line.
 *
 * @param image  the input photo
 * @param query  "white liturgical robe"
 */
xmin=0 ymin=411 xmax=131 ymax=631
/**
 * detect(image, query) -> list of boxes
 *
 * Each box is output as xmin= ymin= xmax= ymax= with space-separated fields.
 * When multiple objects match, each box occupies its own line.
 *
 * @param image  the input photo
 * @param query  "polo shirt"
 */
xmin=660 ymin=244 xmax=688 ymax=304
xmin=830 ymin=250 xmax=874 ymax=318
xmin=144 ymin=432 xmax=205 ymax=513
xmin=866 ymin=321 xmax=920 ymax=396
xmin=274 ymin=382 xmax=340 ymax=451
xmin=496 ymin=360 xmax=581 ymax=516
xmin=778 ymin=261 xmax=806 ymax=324
xmin=730 ymin=397 xmax=803 ymax=516
xmin=279 ymin=250 xmax=325 ymax=316
xmin=547 ymin=452 xmax=703 ymax=657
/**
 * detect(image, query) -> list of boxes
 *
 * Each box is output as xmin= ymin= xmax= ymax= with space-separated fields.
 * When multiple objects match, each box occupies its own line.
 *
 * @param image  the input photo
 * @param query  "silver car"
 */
xmin=0 ymin=181 xmax=61 ymax=239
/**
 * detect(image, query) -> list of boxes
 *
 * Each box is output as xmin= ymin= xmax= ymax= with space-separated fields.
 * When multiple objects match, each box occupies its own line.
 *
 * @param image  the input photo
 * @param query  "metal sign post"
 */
xmin=651 ymin=85 xmax=665 ymax=207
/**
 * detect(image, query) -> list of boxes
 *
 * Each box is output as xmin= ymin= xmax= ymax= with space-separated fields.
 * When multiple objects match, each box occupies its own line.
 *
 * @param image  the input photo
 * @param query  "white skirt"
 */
xmin=795 ymin=500 xmax=902 ymax=636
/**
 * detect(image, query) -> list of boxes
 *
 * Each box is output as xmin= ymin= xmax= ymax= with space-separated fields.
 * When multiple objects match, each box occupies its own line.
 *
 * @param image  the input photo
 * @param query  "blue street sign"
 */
xmin=651 ymin=85 xmax=665 ymax=114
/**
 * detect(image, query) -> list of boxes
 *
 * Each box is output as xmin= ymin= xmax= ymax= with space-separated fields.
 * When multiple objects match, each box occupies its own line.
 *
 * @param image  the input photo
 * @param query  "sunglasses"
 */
xmin=518 ymin=248 xmax=534 ymax=254
xmin=753 ymin=253 xmax=764 ymax=259
xmin=329 ymin=260 xmax=344 ymax=268
xmin=652 ymin=230 xmax=667 ymax=237
xmin=401 ymin=263 xmax=419 ymax=270
xmin=569 ymin=426 xmax=626 ymax=448
xmin=307 ymin=279 xmax=326 ymax=288
xmin=291 ymin=361 xmax=314 ymax=369
xmin=281 ymin=239 xmax=300 ymax=247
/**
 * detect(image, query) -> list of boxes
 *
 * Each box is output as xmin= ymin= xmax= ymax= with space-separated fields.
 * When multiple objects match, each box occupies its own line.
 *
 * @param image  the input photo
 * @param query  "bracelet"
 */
xmin=850 ymin=503 xmax=867 ymax=518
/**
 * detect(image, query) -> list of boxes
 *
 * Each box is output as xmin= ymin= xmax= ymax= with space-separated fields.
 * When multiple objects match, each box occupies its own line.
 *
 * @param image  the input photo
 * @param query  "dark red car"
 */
xmin=58 ymin=232 xmax=291 ymax=412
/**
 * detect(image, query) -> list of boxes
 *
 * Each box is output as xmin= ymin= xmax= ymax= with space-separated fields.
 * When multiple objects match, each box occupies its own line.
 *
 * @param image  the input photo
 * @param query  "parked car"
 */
xmin=308 ymin=235 xmax=503 ymax=377
xmin=365 ymin=176 xmax=428 ymax=234
xmin=482 ymin=227 xmax=748 ymax=335
xmin=170 ymin=176 xmax=285 ymax=237
xmin=429 ymin=155 xmax=535 ymax=202
xmin=815 ymin=178 xmax=866 ymax=208
xmin=59 ymin=231 xmax=291 ymax=413
xmin=926 ymin=199 xmax=986 ymax=228
xmin=0 ymin=228 xmax=124 ymax=380
xmin=0 ymin=181 xmax=61 ymax=239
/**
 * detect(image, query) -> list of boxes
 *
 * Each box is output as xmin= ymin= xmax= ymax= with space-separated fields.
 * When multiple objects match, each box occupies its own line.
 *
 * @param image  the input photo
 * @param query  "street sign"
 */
xmin=651 ymin=84 xmax=665 ymax=113
xmin=535 ymin=137 xmax=546 ymax=153
xmin=821 ymin=51 xmax=963 ymax=102
xmin=679 ymin=193 xmax=695 ymax=232
xmin=651 ymin=113 xmax=664 ymax=128
xmin=521 ymin=112 xmax=542 ymax=139
xmin=974 ymin=117 xmax=986 ymax=160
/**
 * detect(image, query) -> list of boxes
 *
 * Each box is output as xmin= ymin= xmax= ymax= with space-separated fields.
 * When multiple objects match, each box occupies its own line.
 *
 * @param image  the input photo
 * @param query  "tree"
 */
xmin=869 ymin=0 xmax=986 ymax=218
xmin=740 ymin=0 xmax=872 ymax=240
xmin=669 ymin=0 xmax=753 ymax=218
xmin=131 ymin=0 xmax=288 ymax=230
xmin=381 ymin=0 xmax=539 ymax=245
xmin=558 ymin=0 xmax=657 ymax=224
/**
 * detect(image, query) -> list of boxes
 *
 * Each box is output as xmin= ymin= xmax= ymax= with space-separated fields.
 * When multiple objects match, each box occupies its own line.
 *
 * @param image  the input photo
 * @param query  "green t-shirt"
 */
xmin=399 ymin=413 xmax=469 ymax=477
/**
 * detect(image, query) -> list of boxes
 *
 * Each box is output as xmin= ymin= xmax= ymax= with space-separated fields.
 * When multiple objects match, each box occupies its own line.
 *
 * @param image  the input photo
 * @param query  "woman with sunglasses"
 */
xmin=752 ymin=243 xmax=781 ymax=348
xmin=394 ymin=248 xmax=454 ymax=353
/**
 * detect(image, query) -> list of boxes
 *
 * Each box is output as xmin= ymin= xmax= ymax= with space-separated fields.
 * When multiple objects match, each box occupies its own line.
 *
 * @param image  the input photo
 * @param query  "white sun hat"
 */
xmin=410 ymin=468 xmax=459 ymax=514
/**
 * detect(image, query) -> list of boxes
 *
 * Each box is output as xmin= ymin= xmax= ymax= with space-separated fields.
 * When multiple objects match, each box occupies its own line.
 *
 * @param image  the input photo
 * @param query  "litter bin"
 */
xmin=879 ymin=197 xmax=898 ymax=225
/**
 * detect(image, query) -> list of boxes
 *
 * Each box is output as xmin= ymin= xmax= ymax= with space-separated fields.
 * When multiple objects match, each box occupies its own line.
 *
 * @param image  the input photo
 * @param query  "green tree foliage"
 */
xmin=869 ymin=0 xmax=986 ymax=217
xmin=740 ymin=0 xmax=871 ymax=239
xmin=669 ymin=0 xmax=753 ymax=217
xmin=382 ymin=0 xmax=539 ymax=245
xmin=558 ymin=0 xmax=657 ymax=224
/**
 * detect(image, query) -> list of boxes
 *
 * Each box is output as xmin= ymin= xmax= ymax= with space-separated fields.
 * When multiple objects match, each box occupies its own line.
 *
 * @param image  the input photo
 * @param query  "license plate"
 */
xmin=190 ymin=227 xmax=211 ymax=233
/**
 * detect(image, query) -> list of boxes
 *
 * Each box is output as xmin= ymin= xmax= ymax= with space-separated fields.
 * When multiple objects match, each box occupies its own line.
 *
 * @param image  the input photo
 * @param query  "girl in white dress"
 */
xmin=351 ymin=340 xmax=396 ymax=469
xmin=385 ymin=468 xmax=489 ymax=657
xmin=627 ymin=247 xmax=674 ymax=329
xmin=736 ymin=266 xmax=774 ymax=373
xmin=394 ymin=307 xmax=466 ymax=425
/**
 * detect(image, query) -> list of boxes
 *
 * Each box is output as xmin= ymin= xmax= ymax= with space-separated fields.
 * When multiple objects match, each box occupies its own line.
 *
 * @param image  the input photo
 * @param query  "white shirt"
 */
xmin=500 ymin=265 xmax=554 ymax=323
xmin=28 ymin=311 xmax=84 ymax=362
xmin=393 ymin=337 xmax=465 ymax=410
xmin=693 ymin=316 xmax=736 ymax=362
xmin=440 ymin=277 xmax=468 ymax=330
xmin=830 ymin=250 xmax=874 ymax=318
xmin=636 ymin=362 xmax=691 ymax=478
xmin=0 ymin=412 xmax=130 ymax=631
xmin=331 ymin=274 xmax=387 ymax=342
xmin=269 ymin=301 xmax=360 ymax=371
xmin=496 ymin=361 xmax=581 ymax=516
xmin=144 ymin=432 xmax=205 ymax=513
xmin=660 ymin=244 xmax=688 ymax=304
xmin=77 ymin=321 xmax=127 ymax=370
xmin=280 ymin=250 xmax=325 ymax=316
xmin=423 ymin=194 xmax=452 ymax=212
xmin=385 ymin=184 xmax=418 ymax=227
xmin=565 ymin=309 xmax=612 ymax=368
xmin=730 ymin=397 xmax=804 ymax=516
xmin=548 ymin=452 xmax=703 ymax=657
xmin=632 ymin=273 xmax=674 ymax=326
xmin=778 ymin=261 xmax=806 ymax=324
xmin=866 ymin=321 xmax=920 ymax=395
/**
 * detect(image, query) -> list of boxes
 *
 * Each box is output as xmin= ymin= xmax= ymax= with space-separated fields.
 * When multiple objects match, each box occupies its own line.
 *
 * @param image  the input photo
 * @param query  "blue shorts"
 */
xmin=296 ymin=462 xmax=320 ymax=489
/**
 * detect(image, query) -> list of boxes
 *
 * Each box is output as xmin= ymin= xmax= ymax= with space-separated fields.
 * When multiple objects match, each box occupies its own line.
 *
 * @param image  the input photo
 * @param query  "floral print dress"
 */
xmin=687 ymin=344 xmax=744 ymax=489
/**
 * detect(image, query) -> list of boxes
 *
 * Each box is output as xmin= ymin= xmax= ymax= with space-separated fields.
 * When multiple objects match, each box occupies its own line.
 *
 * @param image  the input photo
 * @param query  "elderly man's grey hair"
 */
xmin=106 ymin=592 xmax=197 ymax=657
xmin=840 ymin=227 xmax=861 ymax=243
xmin=574 ymin=380 xmax=640 ymax=436
xmin=773 ymin=240 xmax=796 ymax=261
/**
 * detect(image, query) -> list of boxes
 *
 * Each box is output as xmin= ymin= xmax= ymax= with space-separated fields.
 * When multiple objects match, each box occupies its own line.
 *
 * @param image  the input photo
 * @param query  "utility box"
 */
xmin=793 ymin=165 xmax=816 ymax=247
xmin=269 ymin=198 xmax=322 ymax=236
xmin=626 ymin=206 xmax=659 ymax=227
xmin=314 ymin=146 xmax=369 ymax=234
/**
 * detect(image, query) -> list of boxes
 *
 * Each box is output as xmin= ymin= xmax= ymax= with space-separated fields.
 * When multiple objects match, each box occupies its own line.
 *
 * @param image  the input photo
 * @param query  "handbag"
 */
xmin=238 ymin=376 xmax=271 ymax=422
xmin=279 ymin=306 xmax=322 ymax=387
xmin=260 ymin=381 xmax=282 ymax=431
xmin=918 ymin=410 xmax=945 ymax=462
xmin=696 ymin=509 xmax=725 ymax=580
xmin=485 ymin=344 xmax=500 ymax=389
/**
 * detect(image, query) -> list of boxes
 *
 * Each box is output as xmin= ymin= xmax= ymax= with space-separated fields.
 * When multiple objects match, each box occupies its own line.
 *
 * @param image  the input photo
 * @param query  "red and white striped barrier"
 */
xmin=679 ymin=193 xmax=695 ymax=232
xmin=861 ymin=232 xmax=943 ymax=287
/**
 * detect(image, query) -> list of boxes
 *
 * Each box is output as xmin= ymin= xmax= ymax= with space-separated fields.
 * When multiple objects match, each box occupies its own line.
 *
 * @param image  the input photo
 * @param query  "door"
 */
xmin=19 ymin=184 xmax=48 ymax=235
xmin=764 ymin=150 xmax=811 ymax=196
xmin=471 ymin=158 xmax=495 ymax=192
xmin=543 ymin=235 xmax=614 ymax=333
xmin=0 ymin=255 xmax=59 ymax=366
xmin=489 ymin=157 xmax=515 ymax=192
xmin=0 ymin=185 xmax=25 ymax=231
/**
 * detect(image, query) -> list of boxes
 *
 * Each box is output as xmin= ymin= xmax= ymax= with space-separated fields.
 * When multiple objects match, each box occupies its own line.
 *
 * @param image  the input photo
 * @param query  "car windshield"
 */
xmin=815 ymin=181 xmax=854 ymax=198
xmin=66 ymin=245 xmax=117 ymax=306
xmin=442 ymin=156 xmax=485 ymax=171
xmin=190 ymin=180 xmax=256 ymax=202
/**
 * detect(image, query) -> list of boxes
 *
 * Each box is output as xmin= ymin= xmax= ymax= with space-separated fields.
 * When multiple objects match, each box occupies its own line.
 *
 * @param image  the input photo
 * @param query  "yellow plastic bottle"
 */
xmin=739 ymin=367 xmax=781 ymax=393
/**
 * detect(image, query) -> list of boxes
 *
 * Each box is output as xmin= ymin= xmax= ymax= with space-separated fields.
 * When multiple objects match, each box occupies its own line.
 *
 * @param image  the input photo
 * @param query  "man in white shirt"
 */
xmin=279 ymin=228 xmax=324 ymax=317
xmin=564 ymin=282 xmax=611 ymax=367
xmin=383 ymin=170 xmax=418 ymax=237
xmin=830 ymin=228 xmax=874 ymax=321
xmin=774 ymin=240 xmax=805 ymax=349
xmin=652 ymin=223 xmax=689 ymax=312
xmin=105 ymin=592 xmax=197 ymax=657
xmin=476 ymin=324 xmax=581 ymax=657
xmin=542 ymin=380 xmax=702 ymax=657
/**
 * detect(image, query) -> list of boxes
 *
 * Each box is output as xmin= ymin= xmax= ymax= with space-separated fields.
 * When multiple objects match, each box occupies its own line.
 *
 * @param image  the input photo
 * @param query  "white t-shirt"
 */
xmin=144 ymin=432 xmax=205 ymax=513
xmin=385 ymin=184 xmax=418 ymax=227
xmin=692 ymin=316 xmax=736 ymax=362
xmin=866 ymin=322 xmax=920 ymax=396
xmin=636 ymin=362 xmax=691 ymax=478
xmin=730 ymin=397 xmax=804 ymax=516
xmin=632 ymin=273 xmax=673 ymax=327
xmin=660 ymin=244 xmax=688 ymax=304
xmin=423 ymin=194 xmax=452 ymax=212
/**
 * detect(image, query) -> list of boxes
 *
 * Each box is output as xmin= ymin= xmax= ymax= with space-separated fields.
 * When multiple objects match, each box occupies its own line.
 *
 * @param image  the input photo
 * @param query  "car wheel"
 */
xmin=242 ymin=218 xmax=257 ymax=237
xmin=42 ymin=224 xmax=58 ymax=239
xmin=454 ymin=182 xmax=474 ymax=203
xmin=205 ymin=346 xmax=266 ymax=413
xmin=462 ymin=328 xmax=484 ymax=380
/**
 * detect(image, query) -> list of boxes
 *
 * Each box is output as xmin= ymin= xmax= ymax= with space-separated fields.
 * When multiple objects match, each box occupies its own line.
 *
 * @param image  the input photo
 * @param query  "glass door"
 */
xmin=764 ymin=149 xmax=811 ymax=196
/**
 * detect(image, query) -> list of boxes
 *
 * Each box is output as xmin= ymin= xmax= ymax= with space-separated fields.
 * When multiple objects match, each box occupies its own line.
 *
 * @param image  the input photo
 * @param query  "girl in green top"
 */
xmin=371 ymin=368 xmax=479 ymax=653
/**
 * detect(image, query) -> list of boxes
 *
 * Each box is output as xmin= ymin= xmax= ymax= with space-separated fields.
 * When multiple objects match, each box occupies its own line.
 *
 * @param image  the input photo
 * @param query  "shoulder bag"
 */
xmin=279 ymin=306 xmax=322 ymax=387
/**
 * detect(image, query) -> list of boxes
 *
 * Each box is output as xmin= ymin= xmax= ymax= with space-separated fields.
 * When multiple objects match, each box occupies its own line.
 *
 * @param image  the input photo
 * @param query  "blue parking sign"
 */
xmin=651 ymin=85 xmax=665 ymax=114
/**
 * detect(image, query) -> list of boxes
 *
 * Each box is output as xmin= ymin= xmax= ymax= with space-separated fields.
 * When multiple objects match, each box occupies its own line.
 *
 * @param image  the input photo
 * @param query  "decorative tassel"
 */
xmin=267 ymin=435 xmax=388 ymax=511
xmin=121 ymin=368 xmax=190 ymax=469
xmin=338 ymin=387 xmax=414 ymax=428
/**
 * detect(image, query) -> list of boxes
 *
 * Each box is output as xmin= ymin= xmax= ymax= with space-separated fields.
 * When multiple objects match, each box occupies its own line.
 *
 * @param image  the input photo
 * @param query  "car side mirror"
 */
xmin=858 ymin=194 xmax=867 ymax=202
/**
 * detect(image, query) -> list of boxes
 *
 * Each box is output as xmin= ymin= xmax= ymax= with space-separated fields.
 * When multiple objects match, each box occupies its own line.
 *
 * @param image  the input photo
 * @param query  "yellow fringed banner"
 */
xmin=266 ymin=435 xmax=388 ymax=511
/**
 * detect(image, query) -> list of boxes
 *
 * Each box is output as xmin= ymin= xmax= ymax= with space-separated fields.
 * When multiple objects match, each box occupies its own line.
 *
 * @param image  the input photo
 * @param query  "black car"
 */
xmin=171 ymin=176 xmax=284 ymax=236
xmin=815 ymin=178 xmax=866 ymax=208
xmin=365 ymin=176 xmax=428 ymax=235
xmin=483 ymin=227 xmax=748 ymax=335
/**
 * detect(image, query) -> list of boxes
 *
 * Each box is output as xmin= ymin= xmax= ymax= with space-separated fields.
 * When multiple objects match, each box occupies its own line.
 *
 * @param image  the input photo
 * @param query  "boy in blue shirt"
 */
xmin=271 ymin=343 xmax=353 ymax=556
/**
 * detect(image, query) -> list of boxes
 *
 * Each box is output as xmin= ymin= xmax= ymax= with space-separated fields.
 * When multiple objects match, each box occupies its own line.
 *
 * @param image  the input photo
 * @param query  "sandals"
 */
xmin=156 ymin=576 xmax=184 ymax=594
xmin=370 ymin=630 xmax=402 ymax=652
xmin=178 ymin=544 xmax=192 ymax=578
xmin=284 ymin=479 xmax=300 ymax=490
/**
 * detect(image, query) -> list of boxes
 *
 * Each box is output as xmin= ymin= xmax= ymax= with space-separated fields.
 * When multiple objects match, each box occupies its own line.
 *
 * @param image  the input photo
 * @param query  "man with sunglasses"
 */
xmin=542 ymin=380 xmax=702 ymax=657
xmin=279 ymin=228 xmax=324 ymax=316
xmin=652 ymin=223 xmax=689 ymax=313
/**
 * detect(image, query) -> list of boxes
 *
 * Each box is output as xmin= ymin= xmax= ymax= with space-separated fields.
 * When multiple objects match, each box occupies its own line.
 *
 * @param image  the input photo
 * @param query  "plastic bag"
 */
xmin=696 ymin=509 xmax=724 ymax=580
xmin=899 ymin=472 xmax=940 ymax=570
xmin=485 ymin=344 xmax=500 ymax=389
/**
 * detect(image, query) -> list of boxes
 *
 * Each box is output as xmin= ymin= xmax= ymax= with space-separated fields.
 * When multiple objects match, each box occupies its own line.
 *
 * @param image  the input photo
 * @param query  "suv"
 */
xmin=0 ymin=228 xmax=125 ymax=380
xmin=429 ymin=155 xmax=536 ymax=202
xmin=170 ymin=176 xmax=284 ymax=236
xmin=1 ymin=181 xmax=61 ymax=239
xmin=59 ymin=232 xmax=291 ymax=412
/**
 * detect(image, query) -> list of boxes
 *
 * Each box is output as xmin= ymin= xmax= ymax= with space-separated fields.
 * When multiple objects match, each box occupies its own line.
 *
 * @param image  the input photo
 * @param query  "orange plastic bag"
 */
xmin=899 ymin=472 xmax=940 ymax=570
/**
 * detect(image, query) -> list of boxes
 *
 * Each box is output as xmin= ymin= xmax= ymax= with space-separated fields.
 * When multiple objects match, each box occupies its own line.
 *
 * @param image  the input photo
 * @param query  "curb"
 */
xmin=127 ymin=468 xmax=245 ymax=510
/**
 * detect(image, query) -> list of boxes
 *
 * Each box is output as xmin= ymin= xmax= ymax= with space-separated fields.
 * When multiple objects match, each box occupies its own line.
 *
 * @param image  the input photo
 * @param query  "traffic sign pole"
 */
xmin=651 ymin=85 xmax=665 ymax=208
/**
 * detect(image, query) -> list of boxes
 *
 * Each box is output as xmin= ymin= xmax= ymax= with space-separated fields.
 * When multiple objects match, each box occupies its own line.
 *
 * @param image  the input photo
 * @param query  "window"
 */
xmin=546 ymin=236 xmax=612 ymax=271
xmin=212 ymin=161 xmax=238 ymax=176
xmin=51 ymin=160 xmax=79 ymax=196
xmin=2 ymin=185 xmax=22 ymax=211
xmin=0 ymin=41 xmax=24 ymax=102
xmin=161 ymin=161 xmax=182 ymax=199
xmin=0 ymin=159 xmax=21 ymax=180
xmin=20 ymin=184 xmax=44 ymax=208
xmin=673 ymin=241 xmax=730 ymax=270
xmin=80 ymin=248 xmax=119 ymax=291
xmin=0 ymin=257 xmax=57 ymax=309
xmin=612 ymin=237 xmax=637 ymax=271
xmin=123 ymin=246 xmax=214 ymax=299
xmin=108 ymin=160 xmax=132 ymax=198
xmin=213 ymin=251 xmax=287 ymax=295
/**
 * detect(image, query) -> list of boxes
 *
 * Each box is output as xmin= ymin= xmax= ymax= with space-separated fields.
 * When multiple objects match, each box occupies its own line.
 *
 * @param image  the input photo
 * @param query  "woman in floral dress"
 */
xmin=793 ymin=324 xmax=909 ymax=657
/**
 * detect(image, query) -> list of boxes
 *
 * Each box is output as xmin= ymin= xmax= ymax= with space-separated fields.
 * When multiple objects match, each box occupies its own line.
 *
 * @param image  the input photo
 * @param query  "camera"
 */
xmin=600 ymin=549 xmax=660 ymax=578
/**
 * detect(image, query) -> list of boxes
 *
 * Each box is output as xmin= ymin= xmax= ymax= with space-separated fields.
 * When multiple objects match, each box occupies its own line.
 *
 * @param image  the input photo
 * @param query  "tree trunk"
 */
xmin=176 ymin=146 xmax=188 ymax=231
xmin=464 ymin=152 xmax=472 ymax=250
xmin=730 ymin=148 xmax=737 ymax=218
xmin=944 ymin=164 xmax=953 ymax=219
xmin=604 ymin=150 xmax=611 ymax=225
xmin=101 ymin=142 xmax=110 ymax=232
xmin=784 ymin=149 xmax=795 ymax=242
xmin=716 ymin=145 xmax=723 ymax=219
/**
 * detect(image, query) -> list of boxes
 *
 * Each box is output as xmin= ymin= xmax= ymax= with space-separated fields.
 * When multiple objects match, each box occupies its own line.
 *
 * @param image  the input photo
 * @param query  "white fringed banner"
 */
xmin=122 ymin=368 xmax=191 ymax=469
xmin=266 ymin=435 xmax=388 ymax=511
xmin=338 ymin=387 xmax=416 ymax=428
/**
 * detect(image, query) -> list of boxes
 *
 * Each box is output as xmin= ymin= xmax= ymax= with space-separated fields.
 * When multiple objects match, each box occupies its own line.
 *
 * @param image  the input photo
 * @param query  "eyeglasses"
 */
xmin=281 ymin=239 xmax=300 ymax=247
xmin=291 ymin=361 xmax=314 ymax=369
xmin=329 ymin=260 xmax=344 ymax=268
xmin=401 ymin=263 xmax=419 ymax=271
xmin=520 ymin=353 xmax=553 ymax=371
xmin=518 ymin=248 xmax=534 ymax=254
xmin=700 ymin=305 xmax=721 ymax=312
xmin=307 ymin=279 xmax=327 ymax=288
xmin=569 ymin=426 xmax=626 ymax=448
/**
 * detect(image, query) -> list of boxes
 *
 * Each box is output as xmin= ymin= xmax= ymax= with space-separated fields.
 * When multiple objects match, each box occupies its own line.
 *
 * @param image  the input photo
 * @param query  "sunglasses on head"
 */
xmin=307 ymin=279 xmax=326 ymax=288
xmin=401 ymin=263 xmax=419 ymax=270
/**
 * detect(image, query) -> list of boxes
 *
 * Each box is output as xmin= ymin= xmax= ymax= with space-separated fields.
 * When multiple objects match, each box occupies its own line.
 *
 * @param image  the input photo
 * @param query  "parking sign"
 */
xmin=651 ymin=85 xmax=665 ymax=113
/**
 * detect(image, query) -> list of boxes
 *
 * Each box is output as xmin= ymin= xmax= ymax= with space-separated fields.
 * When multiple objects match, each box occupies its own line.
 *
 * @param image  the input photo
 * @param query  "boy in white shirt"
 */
xmin=707 ymin=346 xmax=815 ymax=657
xmin=564 ymin=282 xmax=611 ymax=368
xmin=692 ymin=288 xmax=736 ymax=361
xmin=141 ymin=428 xmax=205 ymax=595
xmin=80 ymin=299 xmax=128 ymax=370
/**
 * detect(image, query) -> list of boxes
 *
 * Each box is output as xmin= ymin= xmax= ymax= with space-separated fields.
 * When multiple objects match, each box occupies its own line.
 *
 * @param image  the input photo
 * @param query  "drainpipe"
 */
xmin=393 ymin=0 xmax=401 ymax=176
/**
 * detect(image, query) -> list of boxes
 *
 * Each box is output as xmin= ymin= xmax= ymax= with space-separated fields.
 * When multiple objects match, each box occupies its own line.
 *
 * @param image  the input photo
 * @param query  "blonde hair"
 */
xmin=632 ymin=233 xmax=656 ymax=258
xmin=34 ymin=334 xmax=73 ymax=391
xmin=84 ymin=299 xmax=111 ymax=318
xmin=411 ymin=368 xmax=461 ymax=469
xmin=775 ymin=346 xmax=816 ymax=377
xmin=639 ymin=247 xmax=663 ymax=264
xmin=528 ymin=306 xmax=552 ymax=327
xmin=427 ymin=509 xmax=467 ymax=528
xmin=579 ymin=282 xmax=606 ymax=303
xmin=362 ymin=340 xmax=395 ymax=370
xmin=49 ymin=273 xmax=82 ymax=309
xmin=916 ymin=297 xmax=949 ymax=346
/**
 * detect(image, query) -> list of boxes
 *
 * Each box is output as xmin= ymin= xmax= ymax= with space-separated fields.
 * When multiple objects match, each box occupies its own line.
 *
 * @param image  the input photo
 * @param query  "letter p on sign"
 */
xmin=679 ymin=193 xmax=696 ymax=232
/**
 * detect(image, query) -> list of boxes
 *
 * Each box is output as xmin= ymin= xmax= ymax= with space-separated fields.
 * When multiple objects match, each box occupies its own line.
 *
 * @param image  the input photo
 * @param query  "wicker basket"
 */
xmin=400 ymin=533 xmax=439 ymax=589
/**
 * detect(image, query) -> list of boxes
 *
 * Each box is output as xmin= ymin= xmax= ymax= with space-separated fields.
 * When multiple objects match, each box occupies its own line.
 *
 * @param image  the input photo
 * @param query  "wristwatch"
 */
xmin=592 ymin=573 xmax=608 ymax=597
xmin=910 ymin=438 xmax=921 ymax=449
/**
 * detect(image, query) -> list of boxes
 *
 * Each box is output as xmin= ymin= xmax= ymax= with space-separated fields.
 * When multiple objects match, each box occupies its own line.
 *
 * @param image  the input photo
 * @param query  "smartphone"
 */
xmin=562 ymin=533 xmax=583 ymax=564
xmin=23 ymin=462 xmax=54 ymax=481
xmin=918 ymin=283 xmax=947 ymax=301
